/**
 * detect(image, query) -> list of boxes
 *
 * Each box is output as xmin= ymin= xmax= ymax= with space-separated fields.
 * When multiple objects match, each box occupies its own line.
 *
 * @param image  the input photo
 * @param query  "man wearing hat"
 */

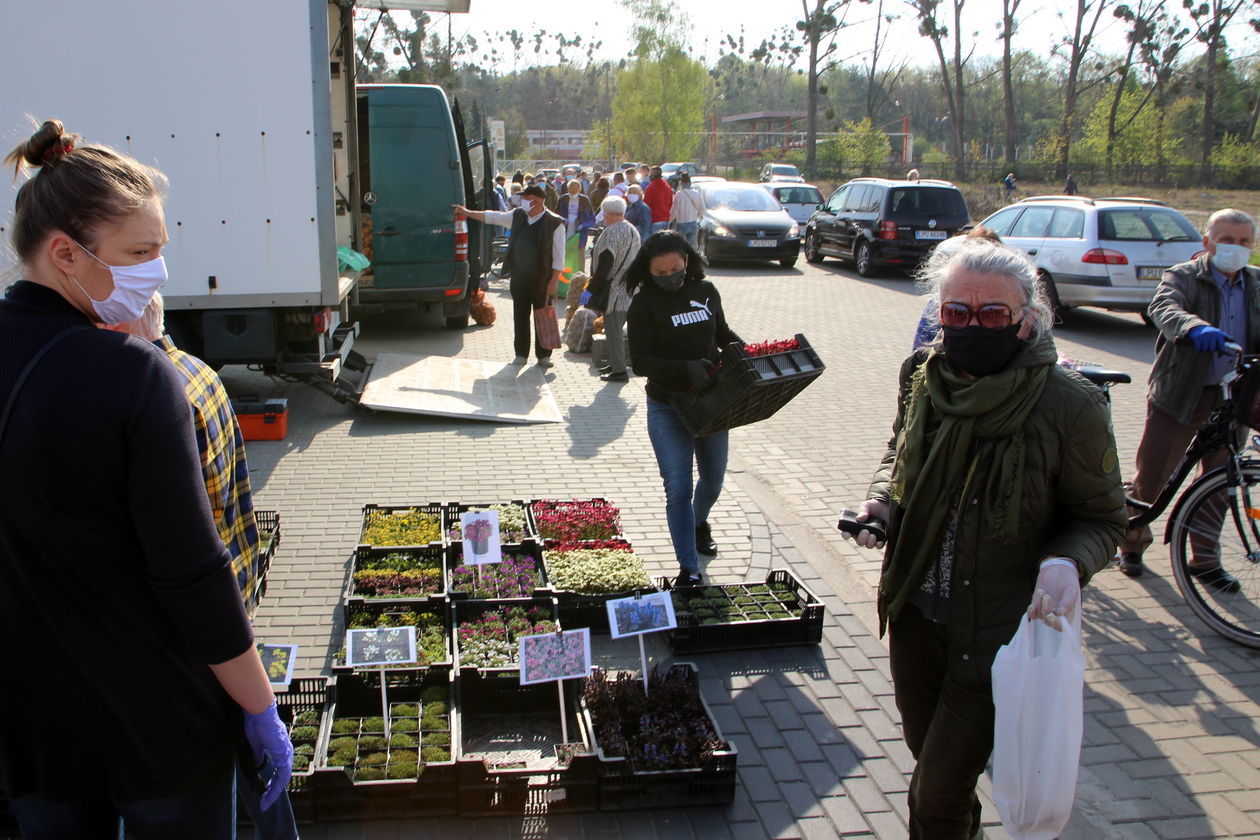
xmin=455 ymin=184 xmax=565 ymax=367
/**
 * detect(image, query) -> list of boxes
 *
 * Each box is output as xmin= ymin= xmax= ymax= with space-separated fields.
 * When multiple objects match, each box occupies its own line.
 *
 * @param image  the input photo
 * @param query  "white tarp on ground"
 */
xmin=360 ymin=353 xmax=563 ymax=424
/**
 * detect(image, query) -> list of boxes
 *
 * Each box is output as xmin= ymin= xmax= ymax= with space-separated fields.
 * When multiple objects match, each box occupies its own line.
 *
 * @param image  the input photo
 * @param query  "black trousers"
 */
xmin=510 ymin=275 xmax=551 ymax=360
xmin=889 ymin=605 xmax=993 ymax=840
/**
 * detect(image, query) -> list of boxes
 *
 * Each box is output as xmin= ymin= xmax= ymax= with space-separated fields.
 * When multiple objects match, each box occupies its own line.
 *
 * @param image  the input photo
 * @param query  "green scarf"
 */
xmin=879 ymin=345 xmax=1051 ymax=630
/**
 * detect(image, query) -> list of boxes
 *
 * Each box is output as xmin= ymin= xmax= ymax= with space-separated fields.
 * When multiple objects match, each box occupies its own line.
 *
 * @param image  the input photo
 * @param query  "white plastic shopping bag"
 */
xmin=990 ymin=599 xmax=1085 ymax=840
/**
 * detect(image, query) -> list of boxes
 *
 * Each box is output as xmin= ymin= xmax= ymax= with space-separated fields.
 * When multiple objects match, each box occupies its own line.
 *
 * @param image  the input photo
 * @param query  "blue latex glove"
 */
xmin=1187 ymin=325 xmax=1230 ymax=354
xmin=243 ymin=701 xmax=293 ymax=811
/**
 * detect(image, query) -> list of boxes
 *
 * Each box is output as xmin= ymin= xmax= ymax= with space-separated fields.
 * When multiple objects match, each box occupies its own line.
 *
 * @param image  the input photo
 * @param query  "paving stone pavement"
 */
xmin=230 ymin=258 xmax=1259 ymax=839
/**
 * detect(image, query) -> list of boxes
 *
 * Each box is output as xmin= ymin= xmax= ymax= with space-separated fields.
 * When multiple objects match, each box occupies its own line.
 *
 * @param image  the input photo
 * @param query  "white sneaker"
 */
xmin=512 ymin=356 xmax=527 ymax=365
xmin=536 ymin=357 xmax=554 ymax=368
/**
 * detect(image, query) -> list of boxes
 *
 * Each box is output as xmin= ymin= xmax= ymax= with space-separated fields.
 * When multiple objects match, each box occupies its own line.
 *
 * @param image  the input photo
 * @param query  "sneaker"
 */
xmin=1118 ymin=552 xmax=1143 ymax=578
xmin=674 ymin=570 xmax=703 ymax=588
xmin=512 ymin=356 xmax=527 ymax=365
xmin=536 ymin=357 xmax=554 ymax=368
xmin=598 ymin=365 xmax=613 ymax=374
xmin=600 ymin=371 xmax=629 ymax=382
xmin=1187 ymin=564 xmax=1242 ymax=594
xmin=696 ymin=522 xmax=717 ymax=555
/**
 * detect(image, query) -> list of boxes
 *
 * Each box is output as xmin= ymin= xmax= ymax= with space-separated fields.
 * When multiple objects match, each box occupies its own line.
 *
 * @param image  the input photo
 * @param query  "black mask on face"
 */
xmin=653 ymin=270 xmax=686 ymax=292
xmin=941 ymin=324 xmax=1024 ymax=376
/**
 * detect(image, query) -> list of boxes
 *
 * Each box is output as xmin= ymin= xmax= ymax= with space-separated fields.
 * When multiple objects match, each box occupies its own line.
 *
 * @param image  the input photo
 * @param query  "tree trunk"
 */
xmin=1104 ymin=40 xmax=1137 ymax=174
xmin=806 ymin=31 xmax=820 ymax=179
xmin=1001 ymin=0 xmax=1019 ymax=164
xmin=1201 ymin=35 xmax=1217 ymax=174
xmin=951 ymin=0 xmax=967 ymax=180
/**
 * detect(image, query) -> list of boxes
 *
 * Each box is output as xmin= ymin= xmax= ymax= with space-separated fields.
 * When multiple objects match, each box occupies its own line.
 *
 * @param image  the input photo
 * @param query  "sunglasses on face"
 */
xmin=939 ymin=302 xmax=1017 ymax=330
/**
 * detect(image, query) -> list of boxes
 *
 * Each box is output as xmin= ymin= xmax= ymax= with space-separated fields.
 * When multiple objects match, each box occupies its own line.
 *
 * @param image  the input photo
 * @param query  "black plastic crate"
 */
xmin=343 ymin=545 xmax=447 ymax=607
xmin=358 ymin=503 xmax=445 ymax=551
xmin=251 ymin=509 xmax=280 ymax=612
xmin=334 ymin=602 xmax=452 ymax=673
xmin=540 ymin=538 xmax=655 ymax=633
xmin=442 ymin=500 xmax=539 ymax=547
xmin=313 ymin=670 xmax=458 ymax=821
xmin=238 ymin=676 xmax=327 ymax=827
xmin=446 ymin=543 xmax=551 ymax=601
xmin=579 ymin=663 xmax=738 ymax=811
xmin=452 ymin=597 xmax=559 ymax=677
xmin=456 ymin=672 xmax=597 ymax=815
xmin=671 ymin=334 xmax=824 ymax=436
xmin=662 ymin=569 xmax=825 ymax=654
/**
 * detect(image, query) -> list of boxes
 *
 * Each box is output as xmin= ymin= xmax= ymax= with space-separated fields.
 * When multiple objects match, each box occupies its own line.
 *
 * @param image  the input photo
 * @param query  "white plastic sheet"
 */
xmin=991 ymin=601 xmax=1085 ymax=840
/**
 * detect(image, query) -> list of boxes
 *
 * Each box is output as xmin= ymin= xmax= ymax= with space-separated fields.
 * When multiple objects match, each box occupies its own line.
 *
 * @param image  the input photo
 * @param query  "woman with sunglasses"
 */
xmin=841 ymin=238 xmax=1126 ymax=839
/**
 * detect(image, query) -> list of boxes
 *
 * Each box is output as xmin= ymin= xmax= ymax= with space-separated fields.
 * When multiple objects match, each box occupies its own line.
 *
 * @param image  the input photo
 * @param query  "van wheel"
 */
xmin=854 ymin=241 xmax=875 ymax=277
xmin=804 ymin=232 xmax=825 ymax=264
xmin=445 ymin=313 xmax=469 ymax=330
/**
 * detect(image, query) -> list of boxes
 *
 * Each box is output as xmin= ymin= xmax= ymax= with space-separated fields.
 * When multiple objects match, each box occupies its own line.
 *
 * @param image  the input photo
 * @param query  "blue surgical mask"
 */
xmin=71 ymin=241 xmax=167 ymax=325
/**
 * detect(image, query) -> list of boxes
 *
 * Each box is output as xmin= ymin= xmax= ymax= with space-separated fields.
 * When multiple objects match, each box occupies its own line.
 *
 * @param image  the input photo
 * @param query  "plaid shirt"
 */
xmin=155 ymin=336 xmax=261 ymax=612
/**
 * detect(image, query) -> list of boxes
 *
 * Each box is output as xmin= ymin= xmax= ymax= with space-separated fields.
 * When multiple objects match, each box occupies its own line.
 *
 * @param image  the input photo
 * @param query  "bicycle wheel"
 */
xmin=1167 ymin=463 xmax=1260 ymax=648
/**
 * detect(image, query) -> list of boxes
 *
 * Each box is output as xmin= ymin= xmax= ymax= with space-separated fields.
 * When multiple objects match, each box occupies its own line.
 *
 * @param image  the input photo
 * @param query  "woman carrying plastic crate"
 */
xmin=626 ymin=231 xmax=743 ymax=587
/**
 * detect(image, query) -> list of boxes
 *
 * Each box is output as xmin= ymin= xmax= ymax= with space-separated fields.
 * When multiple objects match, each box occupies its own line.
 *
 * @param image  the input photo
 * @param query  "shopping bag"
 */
xmin=533 ymin=305 xmax=562 ymax=350
xmin=991 ymin=601 xmax=1085 ymax=840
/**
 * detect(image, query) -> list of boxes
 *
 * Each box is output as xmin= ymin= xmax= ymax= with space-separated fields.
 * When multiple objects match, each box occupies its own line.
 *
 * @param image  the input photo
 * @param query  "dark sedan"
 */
xmin=696 ymin=181 xmax=802 ymax=267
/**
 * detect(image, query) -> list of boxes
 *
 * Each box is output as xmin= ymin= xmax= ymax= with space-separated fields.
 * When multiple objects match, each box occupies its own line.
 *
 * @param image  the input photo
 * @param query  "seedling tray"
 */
xmin=334 ymin=602 xmax=452 ymax=673
xmin=662 ymin=568 xmax=825 ymax=654
xmin=313 ymin=670 xmax=458 ymax=820
xmin=671 ymin=334 xmax=824 ymax=436
xmin=358 ymin=503 xmax=445 ymax=551
xmin=443 ymin=500 xmax=539 ymax=547
xmin=579 ymin=663 xmax=738 ymax=811
xmin=452 ymin=597 xmax=560 ymax=677
xmin=343 ymin=545 xmax=447 ymax=607
xmin=446 ymin=543 xmax=551 ymax=601
xmin=252 ymin=509 xmax=280 ymax=612
xmin=455 ymin=672 xmax=597 ymax=815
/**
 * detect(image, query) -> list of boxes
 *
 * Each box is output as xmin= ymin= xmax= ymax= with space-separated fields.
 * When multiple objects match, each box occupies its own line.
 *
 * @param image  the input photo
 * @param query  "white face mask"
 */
xmin=1211 ymin=242 xmax=1252 ymax=275
xmin=71 ymin=241 xmax=167 ymax=325
xmin=627 ymin=194 xmax=641 ymax=204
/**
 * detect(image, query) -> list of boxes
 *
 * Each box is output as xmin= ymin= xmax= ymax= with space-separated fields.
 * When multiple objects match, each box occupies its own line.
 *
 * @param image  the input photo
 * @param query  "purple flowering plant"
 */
xmin=450 ymin=550 xmax=543 ymax=599
xmin=457 ymin=604 xmax=556 ymax=669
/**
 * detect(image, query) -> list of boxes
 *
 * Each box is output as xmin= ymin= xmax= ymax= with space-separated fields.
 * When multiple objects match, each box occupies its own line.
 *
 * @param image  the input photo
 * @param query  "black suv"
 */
xmin=805 ymin=178 xmax=970 ymax=276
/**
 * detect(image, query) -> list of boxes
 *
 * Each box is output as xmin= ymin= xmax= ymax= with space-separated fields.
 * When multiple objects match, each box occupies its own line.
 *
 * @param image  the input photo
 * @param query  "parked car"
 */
xmin=616 ymin=161 xmax=645 ymax=173
xmin=690 ymin=175 xmax=727 ymax=185
xmin=761 ymin=182 xmax=824 ymax=225
xmin=696 ymin=181 xmax=801 ymax=267
xmin=805 ymin=177 xmax=970 ymax=276
xmin=759 ymin=162 xmax=804 ymax=183
xmin=661 ymin=161 xmax=704 ymax=187
xmin=958 ymin=195 xmax=1203 ymax=317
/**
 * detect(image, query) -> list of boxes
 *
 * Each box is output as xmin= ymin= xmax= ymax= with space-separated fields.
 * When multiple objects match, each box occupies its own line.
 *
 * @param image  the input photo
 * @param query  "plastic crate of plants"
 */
xmin=529 ymin=498 xmax=622 ymax=542
xmin=250 ymin=509 xmax=281 ymax=610
xmin=343 ymin=545 xmax=446 ymax=607
xmin=455 ymin=670 xmax=598 ymax=815
xmin=358 ymin=503 xmax=444 ymax=551
xmin=334 ymin=603 xmax=451 ymax=672
xmin=452 ymin=598 xmax=559 ymax=677
xmin=444 ymin=501 xmax=538 ymax=547
xmin=446 ymin=544 xmax=550 ymax=601
xmin=237 ymin=676 xmax=327 ymax=827
xmin=541 ymin=539 xmax=655 ymax=633
xmin=579 ymin=663 xmax=737 ymax=811
xmin=313 ymin=669 xmax=457 ymax=820
xmin=671 ymin=335 xmax=825 ymax=436
xmin=661 ymin=569 xmax=825 ymax=654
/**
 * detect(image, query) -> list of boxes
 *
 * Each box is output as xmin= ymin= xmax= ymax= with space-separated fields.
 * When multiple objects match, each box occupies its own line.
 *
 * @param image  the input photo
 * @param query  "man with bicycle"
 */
xmin=1120 ymin=208 xmax=1258 ymax=592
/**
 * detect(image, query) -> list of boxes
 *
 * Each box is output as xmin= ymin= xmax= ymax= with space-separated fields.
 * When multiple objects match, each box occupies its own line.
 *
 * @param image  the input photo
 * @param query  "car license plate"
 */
xmin=749 ymin=239 xmax=777 ymax=247
xmin=1137 ymin=266 xmax=1165 ymax=281
xmin=915 ymin=230 xmax=947 ymax=240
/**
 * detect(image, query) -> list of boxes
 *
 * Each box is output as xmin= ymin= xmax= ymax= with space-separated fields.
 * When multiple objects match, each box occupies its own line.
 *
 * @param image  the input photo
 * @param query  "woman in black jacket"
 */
xmin=627 ymin=232 xmax=742 ymax=586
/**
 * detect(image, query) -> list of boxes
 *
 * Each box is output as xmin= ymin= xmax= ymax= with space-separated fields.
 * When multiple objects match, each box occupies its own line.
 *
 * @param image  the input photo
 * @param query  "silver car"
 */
xmin=761 ymin=182 xmax=824 ymax=225
xmin=967 ymin=196 xmax=1203 ymax=316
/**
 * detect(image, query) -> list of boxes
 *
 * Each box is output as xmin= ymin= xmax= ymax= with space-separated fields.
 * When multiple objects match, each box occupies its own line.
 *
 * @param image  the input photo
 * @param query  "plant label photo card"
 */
xmin=460 ymin=509 xmax=502 ymax=565
xmin=606 ymin=590 xmax=677 ymax=639
xmin=257 ymin=643 xmax=298 ymax=687
xmin=346 ymin=626 xmax=417 ymax=668
xmin=518 ymin=628 xmax=593 ymax=685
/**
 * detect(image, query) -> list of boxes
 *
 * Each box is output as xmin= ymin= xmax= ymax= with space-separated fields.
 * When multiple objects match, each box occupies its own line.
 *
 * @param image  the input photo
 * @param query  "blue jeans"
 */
xmin=646 ymin=398 xmax=729 ymax=574
xmin=236 ymin=758 xmax=299 ymax=840
xmin=675 ymin=221 xmax=698 ymax=247
xmin=11 ymin=767 xmax=235 ymax=840
xmin=651 ymin=221 xmax=670 ymax=234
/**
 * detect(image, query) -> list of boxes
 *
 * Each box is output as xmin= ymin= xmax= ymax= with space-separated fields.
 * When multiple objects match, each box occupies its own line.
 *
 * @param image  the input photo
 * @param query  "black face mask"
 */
xmin=942 ymin=324 xmax=1024 ymax=376
xmin=653 ymin=270 xmax=686 ymax=292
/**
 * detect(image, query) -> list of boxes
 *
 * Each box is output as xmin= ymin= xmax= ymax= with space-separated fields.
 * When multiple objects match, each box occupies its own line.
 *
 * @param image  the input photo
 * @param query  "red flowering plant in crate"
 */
xmin=709 ymin=338 xmax=802 ymax=377
xmin=531 ymin=499 xmax=621 ymax=542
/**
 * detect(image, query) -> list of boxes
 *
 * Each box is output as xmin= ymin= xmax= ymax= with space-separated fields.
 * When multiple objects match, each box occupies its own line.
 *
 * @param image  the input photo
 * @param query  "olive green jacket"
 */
xmin=1147 ymin=256 xmax=1260 ymax=425
xmin=868 ymin=336 xmax=1126 ymax=682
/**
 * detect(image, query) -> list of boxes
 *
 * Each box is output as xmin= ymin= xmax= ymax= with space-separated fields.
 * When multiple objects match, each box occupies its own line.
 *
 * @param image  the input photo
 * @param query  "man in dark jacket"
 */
xmin=1119 ymin=208 xmax=1258 ymax=589
xmin=455 ymin=185 xmax=565 ymax=366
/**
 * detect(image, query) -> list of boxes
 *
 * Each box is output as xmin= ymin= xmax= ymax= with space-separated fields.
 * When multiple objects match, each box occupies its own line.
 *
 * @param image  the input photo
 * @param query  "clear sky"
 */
xmin=402 ymin=0 xmax=1256 ymax=73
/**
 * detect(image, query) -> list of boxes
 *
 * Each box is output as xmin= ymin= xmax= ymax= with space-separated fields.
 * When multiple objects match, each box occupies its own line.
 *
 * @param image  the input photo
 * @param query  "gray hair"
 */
xmin=917 ymin=239 xmax=1053 ymax=341
xmin=116 ymin=291 xmax=165 ymax=342
xmin=626 ymin=183 xmax=643 ymax=195
xmin=601 ymin=196 xmax=627 ymax=216
xmin=1205 ymin=208 xmax=1257 ymax=239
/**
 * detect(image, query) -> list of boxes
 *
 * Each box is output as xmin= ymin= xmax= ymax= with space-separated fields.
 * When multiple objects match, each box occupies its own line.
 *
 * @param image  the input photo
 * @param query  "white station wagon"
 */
xmin=966 ymin=196 xmax=1203 ymax=317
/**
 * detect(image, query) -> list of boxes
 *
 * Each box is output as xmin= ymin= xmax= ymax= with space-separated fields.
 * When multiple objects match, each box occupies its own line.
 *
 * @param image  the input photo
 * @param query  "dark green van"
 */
xmin=356 ymin=84 xmax=494 ymax=328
